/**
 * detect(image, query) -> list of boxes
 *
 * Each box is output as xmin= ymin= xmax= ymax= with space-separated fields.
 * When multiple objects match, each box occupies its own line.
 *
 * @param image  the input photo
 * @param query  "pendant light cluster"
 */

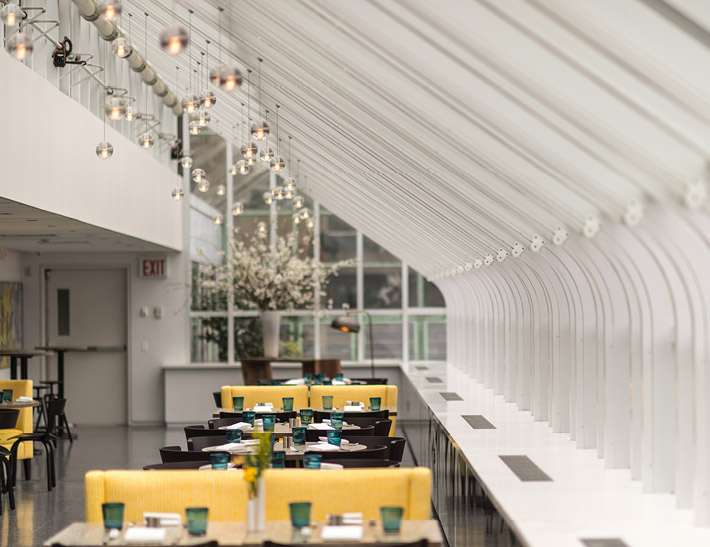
xmin=3 ymin=2 xmax=33 ymax=61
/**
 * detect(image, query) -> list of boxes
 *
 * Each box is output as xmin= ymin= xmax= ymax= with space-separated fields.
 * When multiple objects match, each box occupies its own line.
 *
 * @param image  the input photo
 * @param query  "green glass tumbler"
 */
xmin=2 ymin=389 xmax=12 ymax=402
xmin=186 ymin=507 xmax=209 ymax=536
xmin=330 ymin=411 xmax=344 ymax=430
xmin=102 ymin=502 xmax=124 ymax=531
xmin=326 ymin=429 xmax=341 ymax=446
xmin=322 ymin=395 xmax=334 ymax=411
xmin=271 ymin=450 xmax=285 ymax=468
xmin=226 ymin=429 xmax=242 ymax=443
xmin=210 ymin=452 xmax=229 ymax=469
xmin=380 ymin=506 xmax=404 ymax=533
xmin=335 ymin=373 xmax=344 ymax=381
xmin=303 ymin=454 xmax=322 ymax=469
xmin=289 ymin=501 xmax=312 ymax=529
xmin=292 ymin=426 xmax=307 ymax=446
xmin=299 ymin=408 xmax=313 ymax=425
xmin=242 ymin=411 xmax=256 ymax=425
xmin=282 ymin=397 xmax=294 ymax=411
xmin=263 ymin=414 xmax=275 ymax=431
xmin=369 ymin=397 xmax=381 ymax=411
xmin=304 ymin=373 xmax=313 ymax=383
xmin=232 ymin=396 xmax=244 ymax=411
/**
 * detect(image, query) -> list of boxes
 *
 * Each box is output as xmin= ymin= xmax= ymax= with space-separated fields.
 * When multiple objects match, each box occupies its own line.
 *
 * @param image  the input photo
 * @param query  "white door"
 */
xmin=45 ymin=268 xmax=127 ymax=425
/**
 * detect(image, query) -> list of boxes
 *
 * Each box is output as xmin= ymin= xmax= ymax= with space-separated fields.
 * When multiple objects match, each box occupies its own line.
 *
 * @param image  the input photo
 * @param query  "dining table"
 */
xmin=42 ymin=519 xmax=444 ymax=546
xmin=0 ymin=399 xmax=40 ymax=409
xmin=203 ymin=439 xmax=373 ymax=462
xmin=0 ymin=348 xmax=54 ymax=380
xmin=214 ymin=406 xmax=398 ymax=419
xmin=218 ymin=422 xmax=362 ymax=437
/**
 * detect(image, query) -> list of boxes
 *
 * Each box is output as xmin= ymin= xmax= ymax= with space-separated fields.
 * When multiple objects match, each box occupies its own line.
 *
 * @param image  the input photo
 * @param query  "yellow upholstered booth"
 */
xmin=85 ymin=468 xmax=431 ymax=523
xmin=0 ymin=380 xmax=33 ymax=461
xmin=310 ymin=384 xmax=398 ymax=433
xmin=220 ymin=385 xmax=309 ymax=410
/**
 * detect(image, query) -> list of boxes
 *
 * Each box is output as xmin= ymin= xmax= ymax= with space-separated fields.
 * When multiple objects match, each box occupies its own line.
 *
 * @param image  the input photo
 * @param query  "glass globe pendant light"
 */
xmin=284 ymin=188 xmax=294 ymax=200
xmin=96 ymin=141 xmax=113 ymax=159
xmin=292 ymin=213 xmax=301 ymax=225
xmin=236 ymin=160 xmax=250 ymax=175
xmin=210 ymin=7 xmax=241 ymax=92
xmin=112 ymin=37 xmax=131 ymax=58
xmin=197 ymin=179 xmax=210 ymax=192
xmin=214 ymin=214 xmax=224 ymax=225
xmin=192 ymin=168 xmax=206 ymax=183
xmin=159 ymin=23 xmax=188 ymax=56
xmin=299 ymin=207 xmax=311 ymax=220
xmin=104 ymin=96 xmax=127 ymax=120
xmin=272 ymin=186 xmax=285 ymax=200
xmin=241 ymin=141 xmax=258 ymax=161
xmin=1 ymin=3 xmax=23 ymax=26
xmin=269 ymin=105 xmax=285 ymax=172
xmin=201 ymin=89 xmax=216 ymax=109
xmin=188 ymin=120 xmax=200 ymax=135
xmin=232 ymin=202 xmax=244 ymax=215
xmin=293 ymin=196 xmax=305 ymax=209
xmin=251 ymin=59 xmax=269 ymax=140
xmin=182 ymin=94 xmax=200 ymax=115
xmin=216 ymin=185 xmax=226 ymax=196
xmin=259 ymin=109 xmax=274 ymax=162
xmin=263 ymin=191 xmax=273 ymax=205
xmin=124 ymin=105 xmax=137 ymax=121
xmin=7 ymin=32 xmax=33 ymax=60
xmin=181 ymin=155 xmax=193 ymax=169
xmin=137 ymin=13 xmax=154 ymax=150
xmin=98 ymin=0 xmax=122 ymax=21
xmin=195 ymin=108 xmax=210 ymax=128
xmin=171 ymin=188 xmax=184 ymax=200
xmin=256 ymin=221 xmax=268 ymax=237
xmin=138 ymin=132 xmax=154 ymax=149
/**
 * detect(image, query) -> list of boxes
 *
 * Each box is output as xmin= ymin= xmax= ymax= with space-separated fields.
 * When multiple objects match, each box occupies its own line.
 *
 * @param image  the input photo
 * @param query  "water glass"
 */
xmin=304 ymin=373 xmax=313 ymax=383
xmin=210 ymin=452 xmax=229 ymax=469
xmin=242 ymin=411 xmax=256 ymax=425
xmin=2 ymin=389 xmax=12 ymax=402
xmin=226 ymin=429 xmax=242 ymax=443
xmin=232 ymin=396 xmax=244 ymax=411
xmin=326 ymin=429 xmax=341 ymax=447
xmin=303 ymin=454 xmax=322 ymax=469
xmin=102 ymin=502 xmax=124 ymax=531
xmin=186 ymin=507 xmax=209 ymax=536
xmin=282 ymin=397 xmax=294 ymax=411
xmin=321 ymin=395 xmax=334 ymax=410
xmin=330 ymin=411 xmax=344 ymax=430
xmin=263 ymin=414 xmax=276 ymax=432
xmin=369 ymin=397 xmax=381 ymax=411
xmin=289 ymin=502 xmax=312 ymax=529
xmin=292 ymin=427 xmax=307 ymax=446
xmin=271 ymin=450 xmax=285 ymax=468
xmin=299 ymin=408 xmax=313 ymax=425
xmin=335 ymin=373 xmax=344 ymax=381
xmin=380 ymin=506 xmax=404 ymax=533
xmin=316 ymin=373 xmax=326 ymax=383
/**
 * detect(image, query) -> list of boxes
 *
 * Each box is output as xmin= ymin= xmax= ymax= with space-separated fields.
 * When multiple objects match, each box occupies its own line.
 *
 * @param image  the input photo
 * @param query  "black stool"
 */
xmin=41 ymin=380 xmax=74 ymax=443
xmin=33 ymin=384 xmax=51 ymax=430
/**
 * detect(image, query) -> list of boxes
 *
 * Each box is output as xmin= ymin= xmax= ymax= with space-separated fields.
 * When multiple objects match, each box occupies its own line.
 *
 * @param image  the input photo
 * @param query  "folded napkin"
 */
xmin=143 ymin=512 xmax=181 ymax=527
xmin=204 ymin=443 xmax=251 ymax=453
xmin=308 ymin=423 xmax=334 ymax=430
xmin=124 ymin=527 xmax=166 ymax=545
xmin=346 ymin=400 xmax=365 ymax=407
xmin=225 ymin=422 xmax=253 ymax=431
xmin=15 ymin=396 xmax=33 ymax=403
xmin=240 ymin=438 xmax=261 ymax=446
xmin=319 ymin=437 xmax=349 ymax=444
xmin=321 ymin=525 xmax=363 ymax=541
xmin=284 ymin=378 xmax=305 ymax=385
xmin=343 ymin=405 xmax=364 ymax=412
xmin=254 ymin=418 xmax=264 ymax=426
xmin=320 ymin=462 xmax=344 ymax=470
xmin=308 ymin=442 xmax=341 ymax=452
xmin=342 ymin=512 xmax=364 ymax=525
xmin=199 ymin=463 xmax=238 ymax=470
xmin=253 ymin=403 xmax=274 ymax=412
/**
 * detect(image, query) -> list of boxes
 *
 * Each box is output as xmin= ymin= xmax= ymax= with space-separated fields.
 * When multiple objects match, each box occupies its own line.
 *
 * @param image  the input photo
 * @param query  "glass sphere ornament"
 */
xmin=195 ymin=108 xmax=210 ymax=128
xmin=214 ymin=214 xmax=224 ymax=225
xmin=293 ymin=196 xmax=305 ymax=209
xmin=7 ymin=32 xmax=33 ymax=60
xmin=1 ymin=3 xmax=23 ymax=26
xmin=219 ymin=65 xmax=242 ymax=91
xmin=180 ymin=156 xmax=193 ymax=169
xmin=104 ymin=97 xmax=127 ymax=120
xmin=240 ymin=141 xmax=258 ymax=160
xmin=216 ymin=185 xmax=226 ymax=197
xmin=191 ymin=168 xmax=206 ymax=183
xmin=270 ymin=156 xmax=285 ymax=173
xmin=171 ymin=188 xmax=184 ymax=200
xmin=181 ymin=94 xmax=200 ymax=115
xmin=138 ymin=132 xmax=155 ymax=149
xmin=188 ymin=120 xmax=201 ymax=135
xmin=260 ymin=146 xmax=274 ymax=163
xmin=98 ymin=0 xmax=121 ymax=21
xmin=112 ymin=37 xmax=131 ymax=58
xmin=236 ymin=160 xmax=250 ymax=175
xmin=159 ymin=23 xmax=188 ymax=56
xmin=263 ymin=191 xmax=273 ymax=205
xmin=256 ymin=221 xmax=267 ymax=237
xmin=200 ymin=90 xmax=216 ymax=109
xmin=299 ymin=207 xmax=311 ymax=220
xmin=95 ymin=141 xmax=113 ymax=159
xmin=250 ymin=120 xmax=269 ymax=141
xmin=272 ymin=186 xmax=285 ymax=200
xmin=283 ymin=177 xmax=296 ymax=191
xmin=124 ymin=105 xmax=137 ymax=121
xmin=197 ymin=179 xmax=210 ymax=192
xmin=232 ymin=202 xmax=244 ymax=215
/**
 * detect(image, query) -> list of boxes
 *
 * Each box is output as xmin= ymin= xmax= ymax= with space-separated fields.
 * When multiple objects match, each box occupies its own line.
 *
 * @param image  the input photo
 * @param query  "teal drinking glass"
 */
xmin=380 ymin=506 xmax=404 ymax=533
xmin=242 ymin=411 xmax=256 ymax=425
xmin=271 ymin=450 xmax=285 ymax=468
xmin=330 ymin=411 xmax=344 ymax=430
xmin=304 ymin=373 xmax=313 ymax=383
xmin=335 ymin=373 xmax=344 ymax=381
xmin=321 ymin=395 xmax=334 ymax=411
xmin=186 ymin=507 xmax=209 ymax=536
xmin=292 ymin=426 xmax=307 ymax=446
xmin=303 ymin=454 xmax=322 ymax=469
xmin=2 ymin=389 xmax=12 ymax=402
xmin=263 ymin=414 xmax=276 ymax=431
xmin=226 ymin=429 xmax=242 ymax=443
xmin=289 ymin=502 xmax=312 ymax=528
xmin=282 ymin=397 xmax=294 ymax=411
xmin=210 ymin=452 xmax=229 ymax=469
xmin=102 ymin=502 xmax=124 ymax=531
xmin=232 ymin=396 xmax=244 ymax=411
xmin=326 ymin=429 xmax=341 ymax=447
xmin=370 ymin=397 xmax=381 ymax=411
xmin=299 ymin=408 xmax=313 ymax=425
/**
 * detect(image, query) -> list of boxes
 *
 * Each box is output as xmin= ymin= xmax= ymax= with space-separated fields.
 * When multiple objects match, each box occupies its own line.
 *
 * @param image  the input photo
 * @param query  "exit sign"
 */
xmin=139 ymin=257 xmax=167 ymax=279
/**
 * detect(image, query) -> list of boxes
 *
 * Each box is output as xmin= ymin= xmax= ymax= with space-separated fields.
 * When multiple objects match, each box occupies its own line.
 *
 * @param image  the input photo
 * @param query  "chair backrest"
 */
xmin=212 ymin=391 xmax=222 ymax=408
xmin=143 ymin=461 xmax=206 ymax=470
xmin=45 ymin=398 xmax=67 ymax=437
xmin=314 ymin=410 xmax=389 ymax=423
xmin=0 ymin=408 xmax=20 ymax=429
xmin=342 ymin=436 xmax=406 ymax=462
xmin=220 ymin=385 xmax=309 ymax=410
xmin=209 ymin=417 xmax=242 ymax=429
xmin=159 ymin=445 xmax=215 ymax=463
xmin=320 ymin=459 xmax=400 ymax=468
xmin=309 ymin=385 xmax=397 ymax=409
xmin=305 ymin=425 xmax=374 ymax=443
xmin=373 ymin=419 xmax=392 ymax=436
xmin=305 ymin=445 xmax=388 ymax=460
xmin=350 ymin=377 xmax=389 ymax=385
xmin=188 ymin=434 xmax=228 ymax=451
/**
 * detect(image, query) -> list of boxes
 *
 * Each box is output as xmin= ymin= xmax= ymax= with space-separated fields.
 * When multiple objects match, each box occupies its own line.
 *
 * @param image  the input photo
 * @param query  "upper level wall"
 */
xmin=0 ymin=50 xmax=182 ymax=251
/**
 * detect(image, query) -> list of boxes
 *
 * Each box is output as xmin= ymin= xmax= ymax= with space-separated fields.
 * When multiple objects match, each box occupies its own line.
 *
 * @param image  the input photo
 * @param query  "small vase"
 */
xmin=246 ymin=478 xmax=266 ymax=532
xmin=261 ymin=310 xmax=280 ymax=357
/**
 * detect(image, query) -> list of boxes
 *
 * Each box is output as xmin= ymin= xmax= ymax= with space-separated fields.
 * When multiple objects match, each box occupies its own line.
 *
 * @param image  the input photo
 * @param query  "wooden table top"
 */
xmin=42 ymin=519 xmax=443 ymax=546
xmin=0 ymin=400 xmax=39 ymax=409
xmin=0 ymin=349 xmax=54 ymax=357
xmin=35 ymin=345 xmax=91 ymax=352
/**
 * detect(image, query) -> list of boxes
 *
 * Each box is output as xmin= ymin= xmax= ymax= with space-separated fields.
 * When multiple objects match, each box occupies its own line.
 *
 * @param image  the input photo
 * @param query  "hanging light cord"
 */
xmin=144 ymin=12 xmax=149 ymax=133
xmin=275 ymin=105 xmax=280 ymax=155
xmin=246 ymin=69 xmax=252 ymax=135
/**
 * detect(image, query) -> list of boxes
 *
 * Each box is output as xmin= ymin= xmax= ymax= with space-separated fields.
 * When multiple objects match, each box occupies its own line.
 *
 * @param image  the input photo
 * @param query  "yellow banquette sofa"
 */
xmin=310 ymin=385 xmax=398 ymax=433
xmin=0 ymin=380 xmax=33 ymax=463
xmin=85 ymin=468 xmax=431 ymax=523
xmin=220 ymin=385 xmax=309 ymax=411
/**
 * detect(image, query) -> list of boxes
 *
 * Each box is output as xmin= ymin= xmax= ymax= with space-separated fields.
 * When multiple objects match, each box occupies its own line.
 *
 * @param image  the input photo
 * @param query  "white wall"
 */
xmin=0 ymin=249 xmax=23 ymax=380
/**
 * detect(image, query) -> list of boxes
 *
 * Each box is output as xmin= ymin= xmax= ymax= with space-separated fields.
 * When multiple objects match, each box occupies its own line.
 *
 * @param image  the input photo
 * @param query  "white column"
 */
xmin=181 ymin=115 xmax=192 ymax=363
xmin=269 ymin=170 xmax=277 ymax=252
xmin=226 ymin=145 xmax=235 ymax=365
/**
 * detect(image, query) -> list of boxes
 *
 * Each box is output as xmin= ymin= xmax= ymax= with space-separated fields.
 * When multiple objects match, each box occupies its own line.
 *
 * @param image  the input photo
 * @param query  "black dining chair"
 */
xmin=305 ymin=445 xmax=388 ymax=461
xmin=188 ymin=434 xmax=228 ymax=452
xmin=349 ymin=377 xmax=389 ymax=385
xmin=9 ymin=398 xmax=65 ymax=491
xmin=184 ymin=424 xmax=232 ymax=443
xmin=313 ymin=410 xmax=389 ymax=423
xmin=212 ymin=391 xmax=222 ymax=408
xmin=159 ymin=445 xmax=216 ymax=464
xmin=220 ymin=410 xmax=296 ymax=423
xmin=305 ymin=425 xmax=374 ymax=443
xmin=143 ymin=461 xmax=207 ymax=470
xmin=265 ymin=539 xmax=424 ymax=547
xmin=342 ymin=436 xmax=406 ymax=462
xmin=321 ymin=458 xmax=400 ymax=468
xmin=346 ymin=417 xmax=393 ymax=436
xmin=209 ymin=417 xmax=243 ymax=429
xmin=0 ymin=408 xmax=20 ymax=513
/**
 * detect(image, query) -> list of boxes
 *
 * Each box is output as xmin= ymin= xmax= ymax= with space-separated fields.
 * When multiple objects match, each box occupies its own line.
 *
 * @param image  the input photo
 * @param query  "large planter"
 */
xmin=246 ymin=477 xmax=266 ymax=533
xmin=261 ymin=310 xmax=280 ymax=357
